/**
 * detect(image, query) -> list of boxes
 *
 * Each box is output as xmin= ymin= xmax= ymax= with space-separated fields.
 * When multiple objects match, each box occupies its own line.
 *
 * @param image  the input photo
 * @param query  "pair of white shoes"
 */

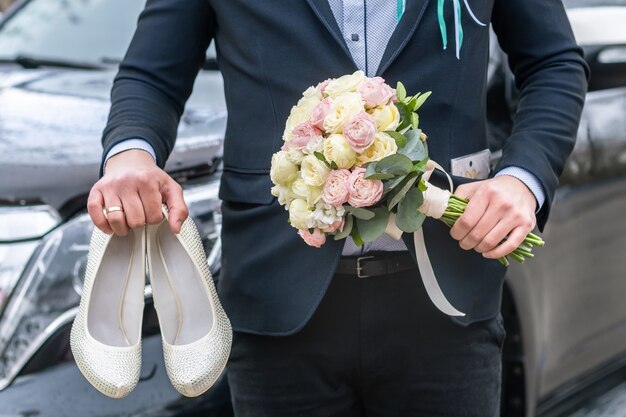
xmin=70 ymin=206 xmax=232 ymax=398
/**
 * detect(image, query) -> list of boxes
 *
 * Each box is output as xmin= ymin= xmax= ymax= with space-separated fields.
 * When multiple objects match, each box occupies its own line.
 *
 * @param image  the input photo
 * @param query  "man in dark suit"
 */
xmin=88 ymin=1 xmax=588 ymax=415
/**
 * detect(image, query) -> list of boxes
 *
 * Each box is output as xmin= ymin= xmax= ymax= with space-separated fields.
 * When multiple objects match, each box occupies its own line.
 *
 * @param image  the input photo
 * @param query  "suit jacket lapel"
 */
xmin=376 ymin=0 xmax=431 ymax=75
xmin=305 ymin=0 xmax=357 ymax=68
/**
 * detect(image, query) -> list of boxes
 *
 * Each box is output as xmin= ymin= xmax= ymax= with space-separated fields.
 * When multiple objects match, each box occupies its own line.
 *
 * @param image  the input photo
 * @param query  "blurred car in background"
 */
xmin=0 ymin=0 xmax=624 ymax=417
xmin=0 ymin=0 xmax=233 ymax=416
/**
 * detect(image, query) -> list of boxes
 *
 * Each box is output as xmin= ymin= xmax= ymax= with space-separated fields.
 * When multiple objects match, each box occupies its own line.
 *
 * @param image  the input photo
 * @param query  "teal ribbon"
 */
xmin=437 ymin=0 xmax=448 ymax=50
xmin=397 ymin=0 xmax=406 ymax=22
xmin=438 ymin=0 xmax=485 ymax=60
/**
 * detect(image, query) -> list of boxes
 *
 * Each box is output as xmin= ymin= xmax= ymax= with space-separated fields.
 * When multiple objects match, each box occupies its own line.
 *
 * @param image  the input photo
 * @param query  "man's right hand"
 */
xmin=87 ymin=150 xmax=189 ymax=236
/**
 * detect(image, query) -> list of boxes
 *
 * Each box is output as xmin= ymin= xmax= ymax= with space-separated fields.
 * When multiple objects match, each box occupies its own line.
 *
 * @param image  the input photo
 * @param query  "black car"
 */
xmin=0 ymin=1 xmax=625 ymax=416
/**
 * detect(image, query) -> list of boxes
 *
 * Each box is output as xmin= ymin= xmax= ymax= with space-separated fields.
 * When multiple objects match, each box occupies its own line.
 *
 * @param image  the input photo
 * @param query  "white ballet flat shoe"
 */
xmin=70 ymin=227 xmax=145 ymax=398
xmin=147 ymin=207 xmax=232 ymax=397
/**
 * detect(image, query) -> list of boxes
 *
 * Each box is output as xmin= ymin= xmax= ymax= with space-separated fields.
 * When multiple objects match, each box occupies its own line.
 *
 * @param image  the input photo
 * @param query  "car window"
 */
xmin=0 ymin=0 xmax=216 ymax=64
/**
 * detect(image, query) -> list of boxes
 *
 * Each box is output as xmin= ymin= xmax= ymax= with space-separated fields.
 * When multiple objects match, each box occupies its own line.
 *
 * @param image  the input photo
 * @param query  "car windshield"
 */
xmin=0 ymin=0 xmax=215 ymax=64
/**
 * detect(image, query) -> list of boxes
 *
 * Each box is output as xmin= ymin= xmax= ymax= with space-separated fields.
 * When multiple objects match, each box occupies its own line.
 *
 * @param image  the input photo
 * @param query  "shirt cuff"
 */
xmin=495 ymin=167 xmax=546 ymax=212
xmin=104 ymin=138 xmax=157 ymax=166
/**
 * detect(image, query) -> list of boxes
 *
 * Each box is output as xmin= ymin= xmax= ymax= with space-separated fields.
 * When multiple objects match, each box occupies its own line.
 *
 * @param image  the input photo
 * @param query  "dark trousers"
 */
xmin=227 ymin=259 xmax=506 ymax=416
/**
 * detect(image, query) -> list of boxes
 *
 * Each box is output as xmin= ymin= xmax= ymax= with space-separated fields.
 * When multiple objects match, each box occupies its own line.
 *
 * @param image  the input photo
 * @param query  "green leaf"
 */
xmin=333 ymin=215 xmax=353 ymax=240
xmin=365 ymin=161 xmax=378 ymax=177
xmin=418 ymin=178 xmax=428 ymax=192
xmin=365 ymin=172 xmax=396 ymax=180
xmin=388 ymin=172 xmax=419 ymax=210
xmin=330 ymin=161 xmax=339 ymax=170
xmin=396 ymin=81 xmax=407 ymax=102
xmin=406 ymin=94 xmax=418 ymax=110
xmin=405 ymin=140 xmax=427 ymax=162
xmin=411 ymin=112 xmax=419 ymax=129
xmin=356 ymin=207 xmax=390 ymax=242
xmin=382 ymin=174 xmax=407 ymax=197
xmin=413 ymin=91 xmax=432 ymax=111
xmin=375 ymin=154 xmax=413 ymax=176
xmin=346 ymin=207 xmax=375 ymax=220
xmin=351 ymin=224 xmax=364 ymax=247
xmin=413 ymin=159 xmax=429 ymax=173
xmin=314 ymin=151 xmax=329 ymax=167
xmin=394 ymin=101 xmax=412 ymax=130
xmin=396 ymin=188 xmax=426 ymax=232
xmin=385 ymin=130 xmax=407 ymax=148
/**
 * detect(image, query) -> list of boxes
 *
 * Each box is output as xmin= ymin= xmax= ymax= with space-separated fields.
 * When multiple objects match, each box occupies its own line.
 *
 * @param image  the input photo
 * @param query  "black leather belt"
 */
xmin=336 ymin=252 xmax=417 ymax=278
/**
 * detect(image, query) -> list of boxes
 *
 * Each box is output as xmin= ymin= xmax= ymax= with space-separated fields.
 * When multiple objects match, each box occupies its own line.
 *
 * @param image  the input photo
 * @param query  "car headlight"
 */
xmin=0 ymin=180 xmax=222 ymax=390
xmin=0 ymin=205 xmax=61 ymax=314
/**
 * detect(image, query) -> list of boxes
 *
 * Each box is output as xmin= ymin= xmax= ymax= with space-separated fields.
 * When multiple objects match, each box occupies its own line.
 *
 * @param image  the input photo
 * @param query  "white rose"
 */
xmin=286 ymin=149 xmax=305 ymax=164
xmin=310 ymin=202 xmax=346 ymax=230
xmin=283 ymin=95 xmax=322 ymax=141
xmin=304 ymin=135 xmax=324 ymax=155
xmin=289 ymin=199 xmax=312 ymax=230
xmin=356 ymin=132 xmax=399 ymax=165
xmin=271 ymin=184 xmax=295 ymax=208
xmin=302 ymin=85 xmax=323 ymax=100
xmin=270 ymin=151 xmax=299 ymax=186
xmin=370 ymin=103 xmax=400 ymax=132
xmin=323 ymin=133 xmax=357 ymax=169
xmin=300 ymin=154 xmax=330 ymax=187
xmin=323 ymin=92 xmax=364 ymax=134
xmin=292 ymin=178 xmax=323 ymax=206
xmin=324 ymin=70 xmax=366 ymax=98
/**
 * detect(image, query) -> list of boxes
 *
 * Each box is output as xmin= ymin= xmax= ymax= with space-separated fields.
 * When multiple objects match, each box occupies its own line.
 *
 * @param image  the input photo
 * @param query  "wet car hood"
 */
xmin=0 ymin=66 xmax=227 ymax=211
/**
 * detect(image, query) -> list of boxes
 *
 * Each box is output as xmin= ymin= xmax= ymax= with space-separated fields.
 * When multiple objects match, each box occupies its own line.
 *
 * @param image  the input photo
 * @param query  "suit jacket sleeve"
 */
xmin=100 ymin=0 xmax=215 ymax=176
xmin=491 ymin=0 xmax=590 ymax=231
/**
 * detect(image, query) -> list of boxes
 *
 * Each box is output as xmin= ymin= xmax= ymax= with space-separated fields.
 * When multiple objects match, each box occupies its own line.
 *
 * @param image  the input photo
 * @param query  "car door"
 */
xmin=532 ymin=2 xmax=626 ymax=400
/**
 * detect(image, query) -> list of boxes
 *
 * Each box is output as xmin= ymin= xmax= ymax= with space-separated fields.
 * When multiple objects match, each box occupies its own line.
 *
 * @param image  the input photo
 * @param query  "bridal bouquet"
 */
xmin=270 ymin=71 xmax=543 ymax=266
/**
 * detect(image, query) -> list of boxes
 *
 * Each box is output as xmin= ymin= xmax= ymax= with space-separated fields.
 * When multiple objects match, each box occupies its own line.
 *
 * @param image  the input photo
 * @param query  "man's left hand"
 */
xmin=450 ymin=176 xmax=537 ymax=259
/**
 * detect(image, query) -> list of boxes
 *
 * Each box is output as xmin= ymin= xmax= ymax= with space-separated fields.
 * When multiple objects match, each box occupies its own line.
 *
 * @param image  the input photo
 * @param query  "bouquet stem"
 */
xmin=439 ymin=195 xmax=545 ymax=267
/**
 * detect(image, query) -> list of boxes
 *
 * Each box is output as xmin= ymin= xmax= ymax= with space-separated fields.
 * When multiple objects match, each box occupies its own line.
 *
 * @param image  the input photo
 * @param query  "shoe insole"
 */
xmin=149 ymin=222 xmax=213 ymax=346
xmin=87 ymin=228 xmax=144 ymax=347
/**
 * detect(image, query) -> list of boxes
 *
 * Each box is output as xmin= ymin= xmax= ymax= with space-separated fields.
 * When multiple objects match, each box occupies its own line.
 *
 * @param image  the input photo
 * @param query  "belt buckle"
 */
xmin=356 ymin=256 xmax=375 ymax=278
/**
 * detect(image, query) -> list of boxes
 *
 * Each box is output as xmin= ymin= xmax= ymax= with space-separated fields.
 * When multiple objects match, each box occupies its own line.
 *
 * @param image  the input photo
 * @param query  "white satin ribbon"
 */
xmin=385 ymin=159 xmax=466 ymax=317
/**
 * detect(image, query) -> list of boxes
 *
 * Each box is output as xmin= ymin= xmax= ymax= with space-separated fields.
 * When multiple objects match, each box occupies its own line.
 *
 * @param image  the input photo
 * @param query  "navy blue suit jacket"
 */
xmin=101 ymin=0 xmax=589 ymax=334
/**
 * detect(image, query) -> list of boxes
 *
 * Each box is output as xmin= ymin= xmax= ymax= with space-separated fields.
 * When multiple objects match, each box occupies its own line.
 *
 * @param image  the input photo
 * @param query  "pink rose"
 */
xmin=299 ymin=228 xmax=327 ymax=248
xmin=343 ymin=112 xmax=377 ymax=153
xmin=311 ymin=97 xmax=332 ymax=131
xmin=288 ymin=121 xmax=322 ymax=150
xmin=347 ymin=167 xmax=383 ymax=208
xmin=357 ymin=77 xmax=395 ymax=108
xmin=325 ymin=218 xmax=345 ymax=233
xmin=316 ymin=78 xmax=333 ymax=94
xmin=322 ymin=169 xmax=351 ymax=206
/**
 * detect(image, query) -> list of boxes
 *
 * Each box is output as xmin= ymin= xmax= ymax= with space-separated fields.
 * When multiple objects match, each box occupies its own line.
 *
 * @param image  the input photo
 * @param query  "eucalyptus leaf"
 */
xmin=356 ymin=207 xmax=390 ymax=242
xmin=365 ymin=161 xmax=378 ymax=177
xmin=396 ymin=81 xmax=407 ymax=102
xmin=346 ymin=207 xmax=375 ymax=220
xmin=365 ymin=172 xmax=396 ymax=180
xmin=376 ymin=154 xmax=413 ymax=176
xmin=385 ymin=131 xmax=407 ymax=148
xmin=388 ymin=173 xmax=419 ymax=210
xmin=382 ymin=174 xmax=407 ymax=196
xmin=351 ymin=224 xmax=364 ymax=247
xmin=413 ymin=91 xmax=432 ymax=111
xmin=333 ymin=215 xmax=353 ymax=240
xmin=404 ymin=139 xmax=427 ymax=162
xmin=396 ymin=188 xmax=426 ymax=232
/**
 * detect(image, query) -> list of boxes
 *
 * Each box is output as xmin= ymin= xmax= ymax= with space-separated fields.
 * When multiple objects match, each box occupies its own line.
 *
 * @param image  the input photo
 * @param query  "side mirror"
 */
xmin=561 ymin=88 xmax=626 ymax=185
